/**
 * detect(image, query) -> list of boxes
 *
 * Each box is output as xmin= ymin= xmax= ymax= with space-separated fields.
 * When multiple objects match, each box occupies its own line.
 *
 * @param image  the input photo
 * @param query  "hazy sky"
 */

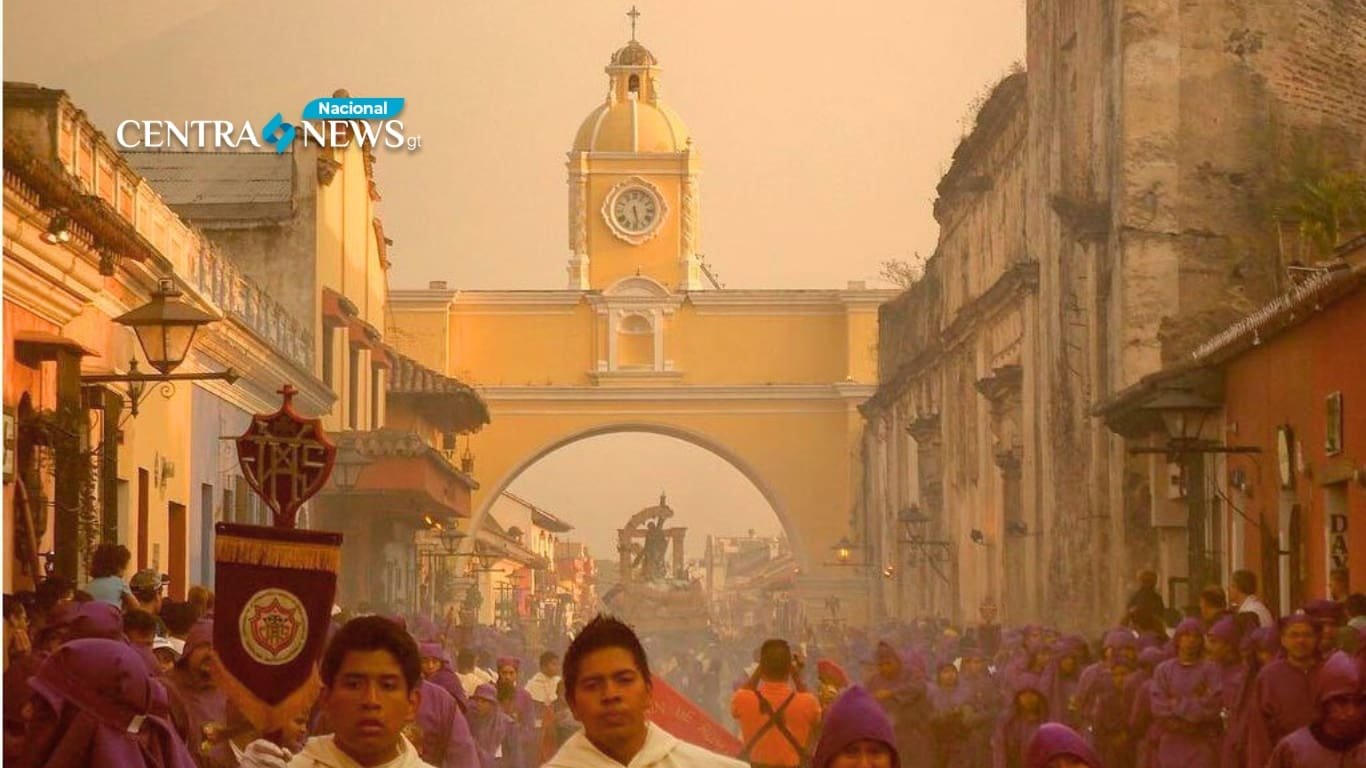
xmin=4 ymin=0 xmax=1025 ymax=549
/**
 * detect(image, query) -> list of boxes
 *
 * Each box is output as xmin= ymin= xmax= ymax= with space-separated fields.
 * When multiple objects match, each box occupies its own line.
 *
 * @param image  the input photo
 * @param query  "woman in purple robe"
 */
xmin=1046 ymin=637 xmax=1087 ymax=728
xmin=1023 ymin=723 xmax=1102 ymax=768
xmin=470 ymin=682 xmax=521 ymax=768
xmin=1266 ymin=651 xmax=1366 ymax=767
xmin=16 ymin=637 xmax=197 ymax=768
xmin=1205 ymin=616 xmax=1248 ymax=768
xmin=422 ymin=640 xmax=471 ymax=712
xmin=1128 ymin=646 xmax=1168 ymax=768
xmin=412 ymin=677 xmax=481 ymax=768
xmin=866 ymin=641 xmax=935 ymax=768
xmin=991 ymin=673 xmax=1050 ymax=768
xmin=928 ymin=660 xmax=974 ymax=768
xmin=1150 ymin=618 xmax=1223 ymax=768
xmin=160 ymin=619 xmax=225 ymax=767
xmin=1245 ymin=615 xmax=1325 ymax=768
xmin=959 ymin=644 xmax=1000 ymax=768
xmin=1074 ymin=629 xmax=1137 ymax=734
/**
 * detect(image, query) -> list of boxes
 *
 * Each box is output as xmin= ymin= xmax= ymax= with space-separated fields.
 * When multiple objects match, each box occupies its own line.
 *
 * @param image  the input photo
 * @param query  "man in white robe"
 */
xmin=543 ymin=615 xmax=745 ymax=768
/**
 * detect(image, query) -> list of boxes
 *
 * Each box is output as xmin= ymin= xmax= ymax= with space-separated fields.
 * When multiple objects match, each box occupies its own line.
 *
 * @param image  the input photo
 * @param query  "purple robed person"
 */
xmin=1246 ymin=615 xmax=1324 ymax=768
xmin=1075 ymin=629 xmax=1138 ymax=729
xmin=413 ymin=678 xmax=481 ymax=768
xmin=1266 ymin=651 xmax=1366 ymax=767
xmin=1023 ymin=723 xmax=1102 ymax=768
xmin=1046 ymin=637 xmax=1087 ymax=728
xmin=470 ymin=683 xmax=522 ymax=768
xmin=1150 ymin=619 xmax=1223 ymax=768
xmin=422 ymin=641 xmax=471 ymax=713
xmin=928 ymin=661 xmax=976 ymax=768
xmin=810 ymin=686 xmax=900 ymax=768
xmin=161 ymin=619 xmax=226 ymax=767
xmin=866 ymin=641 xmax=935 ymax=768
xmin=1206 ymin=616 xmax=1250 ymax=768
xmin=1128 ymin=647 xmax=1167 ymax=768
xmin=991 ymin=673 xmax=1050 ymax=768
xmin=16 ymin=638 xmax=198 ymax=768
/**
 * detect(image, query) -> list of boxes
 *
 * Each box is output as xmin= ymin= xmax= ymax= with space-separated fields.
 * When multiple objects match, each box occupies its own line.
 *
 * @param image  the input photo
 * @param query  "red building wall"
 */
xmin=1220 ymin=287 xmax=1366 ymax=610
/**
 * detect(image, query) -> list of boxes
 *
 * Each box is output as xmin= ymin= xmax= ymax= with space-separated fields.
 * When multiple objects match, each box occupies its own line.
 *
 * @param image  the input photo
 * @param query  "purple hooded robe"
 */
xmin=1265 ymin=651 xmax=1366 ymax=768
xmin=414 ymin=678 xmax=480 ymax=768
xmin=991 ymin=673 xmax=1049 ymax=768
xmin=1245 ymin=620 xmax=1323 ymax=768
xmin=470 ymin=683 xmax=522 ymax=768
xmin=160 ymin=620 xmax=225 ymax=767
xmin=1023 ymin=723 xmax=1102 ymax=768
xmin=929 ymin=671 xmax=976 ymax=768
xmin=1150 ymin=620 xmax=1224 ymax=768
xmin=1128 ymin=646 xmax=1169 ymax=768
xmin=810 ymin=686 xmax=900 ymax=768
xmin=16 ymin=638 xmax=197 ymax=768
xmin=866 ymin=642 xmax=934 ymax=768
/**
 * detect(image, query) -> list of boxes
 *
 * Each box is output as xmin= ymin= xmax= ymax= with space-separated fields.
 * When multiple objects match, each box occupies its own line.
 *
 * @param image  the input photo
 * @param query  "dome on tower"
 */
xmin=571 ymin=39 xmax=691 ymax=153
xmin=611 ymin=40 xmax=658 ymax=66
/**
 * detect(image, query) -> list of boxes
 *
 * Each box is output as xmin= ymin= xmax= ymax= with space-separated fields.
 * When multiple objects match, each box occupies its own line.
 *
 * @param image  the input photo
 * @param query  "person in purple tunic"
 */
xmin=1205 ymin=616 xmax=1248 ymax=768
xmin=1023 ymin=723 xmax=1102 ymax=768
xmin=422 ymin=641 xmax=471 ymax=712
xmin=1093 ymin=657 xmax=1136 ymax=768
xmin=1128 ymin=647 xmax=1168 ymax=768
xmin=928 ymin=660 xmax=974 ymax=768
xmin=1047 ymin=637 xmax=1087 ymax=728
xmin=1150 ymin=618 xmax=1223 ymax=768
xmin=470 ymin=682 xmax=522 ymax=768
xmin=1302 ymin=600 xmax=1348 ymax=657
xmin=866 ymin=641 xmax=935 ymax=768
xmin=411 ymin=675 xmax=481 ymax=768
xmin=1266 ymin=651 xmax=1366 ymax=767
xmin=809 ymin=685 xmax=899 ymax=768
xmin=496 ymin=656 xmax=538 ymax=768
xmin=16 ymin=637 xmax=198 ymax=768
xmin=959 ymin=644 xmax=1000 ymax=768
xmin=1246 ymin=614 xmax=1324 ymax=768
xmin=991 ymin=673 xmax=1050 ymax=768
xmin=1074 ymin=629 xmax=1137 ymax=731
xmin=160 ymin=619 xmax=226 ymax=767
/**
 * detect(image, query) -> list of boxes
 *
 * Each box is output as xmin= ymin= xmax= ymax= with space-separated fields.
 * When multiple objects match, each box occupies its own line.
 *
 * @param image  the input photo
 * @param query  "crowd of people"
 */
xmin=2 ymin=546 xmax=1364 ymax=767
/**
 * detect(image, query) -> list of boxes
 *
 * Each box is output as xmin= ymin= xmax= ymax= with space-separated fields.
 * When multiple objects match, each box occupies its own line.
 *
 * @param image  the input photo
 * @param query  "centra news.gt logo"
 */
xmin=116 ymin=96 xmax=422 ymax=154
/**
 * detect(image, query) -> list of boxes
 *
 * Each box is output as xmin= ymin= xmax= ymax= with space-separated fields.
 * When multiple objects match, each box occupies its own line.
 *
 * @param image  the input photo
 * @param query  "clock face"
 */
xmin=611 ymin=187 xmax=659 ymax=235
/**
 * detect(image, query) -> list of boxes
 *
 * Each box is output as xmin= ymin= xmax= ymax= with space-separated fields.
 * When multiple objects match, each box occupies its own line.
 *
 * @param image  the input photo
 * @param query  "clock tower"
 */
xmin=567 ymin=33 xmax=702 ymax=291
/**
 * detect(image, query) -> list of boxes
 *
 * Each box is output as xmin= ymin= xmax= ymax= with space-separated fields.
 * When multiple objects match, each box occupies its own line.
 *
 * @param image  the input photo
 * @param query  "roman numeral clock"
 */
xmin=602 ymin=177 xmax=668 ymax=245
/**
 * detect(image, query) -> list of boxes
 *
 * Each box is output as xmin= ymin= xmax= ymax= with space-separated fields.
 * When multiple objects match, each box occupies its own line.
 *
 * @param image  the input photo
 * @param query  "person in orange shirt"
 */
xmin=731 ymin=639 xmax=822 ymax=768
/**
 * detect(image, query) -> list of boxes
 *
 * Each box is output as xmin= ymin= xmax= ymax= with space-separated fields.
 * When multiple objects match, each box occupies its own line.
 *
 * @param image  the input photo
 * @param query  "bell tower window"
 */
xmin=628 ymin=74 xmax=640 ymax=95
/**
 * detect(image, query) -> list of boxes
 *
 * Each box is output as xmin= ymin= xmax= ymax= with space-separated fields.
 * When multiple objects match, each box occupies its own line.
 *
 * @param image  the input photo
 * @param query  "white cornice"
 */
xmin=450 ymin=291 xmax=587 ymax=307
xmin=389 ymin=289 xmax=457 ymax=306
xmin=1 ymin=254 xmax=89 ymax=326
xmin=190 ymin=319 xmax=335 ymax=416
xmin=475 ymin=383 xmax=877 ymax=402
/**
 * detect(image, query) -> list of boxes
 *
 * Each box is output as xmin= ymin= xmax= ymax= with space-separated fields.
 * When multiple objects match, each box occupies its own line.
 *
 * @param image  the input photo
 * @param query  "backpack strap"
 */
xmin=737 ymin=687 xmax=807 ymax=766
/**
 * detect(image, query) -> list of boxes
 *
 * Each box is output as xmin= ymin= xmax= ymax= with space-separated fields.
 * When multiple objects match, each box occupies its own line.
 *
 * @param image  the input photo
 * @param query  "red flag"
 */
xmin=648 ymin=676 xmax=742 ymax=757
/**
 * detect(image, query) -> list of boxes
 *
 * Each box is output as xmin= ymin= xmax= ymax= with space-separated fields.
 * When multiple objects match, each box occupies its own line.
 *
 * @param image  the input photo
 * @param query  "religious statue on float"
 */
xmin=617 ymin=493 xmax=687 ymax=585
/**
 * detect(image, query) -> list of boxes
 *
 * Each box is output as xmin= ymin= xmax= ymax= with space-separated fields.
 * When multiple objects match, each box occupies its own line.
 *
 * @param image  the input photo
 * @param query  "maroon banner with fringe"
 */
xmin=212 ymin=521 xmax=341 ymax=735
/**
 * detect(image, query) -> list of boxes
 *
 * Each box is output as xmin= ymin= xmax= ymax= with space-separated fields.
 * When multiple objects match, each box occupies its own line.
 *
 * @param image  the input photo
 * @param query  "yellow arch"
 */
xmin=467 ymin=420 xmax=810 ymax=572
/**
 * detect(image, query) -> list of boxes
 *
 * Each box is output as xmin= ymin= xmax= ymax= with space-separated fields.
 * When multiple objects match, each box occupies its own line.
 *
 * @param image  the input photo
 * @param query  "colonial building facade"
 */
xmin=863 ymin=0 xmax=1366 ymax=628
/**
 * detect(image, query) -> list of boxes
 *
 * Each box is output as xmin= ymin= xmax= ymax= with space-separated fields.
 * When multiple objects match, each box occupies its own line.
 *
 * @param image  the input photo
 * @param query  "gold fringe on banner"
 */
xmin=215 ymin=535 xmax=341 ymax=574
xmin=211 ymin=657 xmax=324 ymax=736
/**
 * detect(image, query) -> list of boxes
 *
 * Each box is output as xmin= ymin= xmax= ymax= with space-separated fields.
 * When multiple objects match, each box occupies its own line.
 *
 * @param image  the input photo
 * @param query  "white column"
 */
xmin=652 ymin=309 xmax=664 ymax=371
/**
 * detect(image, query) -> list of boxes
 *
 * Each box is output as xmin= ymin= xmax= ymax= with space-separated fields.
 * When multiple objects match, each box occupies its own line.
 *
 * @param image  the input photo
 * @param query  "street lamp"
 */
xmin=833 ymin=536 xmax=853 ymax=566
xmin=332 ymin=445 xmax=372 ymax=492
xmin=1144 ymin=390 xmax=1221 ymax=450
xmin=81 ymin=277 xmax=239 ymax=418
xmin=115 ymin=278 xmax=217 ymax=375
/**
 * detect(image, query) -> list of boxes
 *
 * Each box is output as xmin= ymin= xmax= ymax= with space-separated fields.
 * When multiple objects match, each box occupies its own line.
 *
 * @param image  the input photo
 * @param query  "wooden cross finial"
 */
xmin=277 ymin=383 xmax=298 ymax=407
xmin=627 ymin=5 xmax=641 ymax=41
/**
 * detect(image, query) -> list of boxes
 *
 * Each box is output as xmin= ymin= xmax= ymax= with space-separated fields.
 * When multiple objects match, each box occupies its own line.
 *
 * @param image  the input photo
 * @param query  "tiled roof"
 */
xmin=122 ymin=150 xmax=293 ymax=221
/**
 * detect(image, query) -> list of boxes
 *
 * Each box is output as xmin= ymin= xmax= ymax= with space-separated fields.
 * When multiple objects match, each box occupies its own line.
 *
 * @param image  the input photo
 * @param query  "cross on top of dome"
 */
xmin=611 ymin=6 xmax=658 ymax=66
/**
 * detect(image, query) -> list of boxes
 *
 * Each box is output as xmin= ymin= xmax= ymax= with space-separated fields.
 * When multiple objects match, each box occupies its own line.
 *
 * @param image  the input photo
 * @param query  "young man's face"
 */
xmin=1323 ymin=694 xmax=1366 ymax=740
xmin=498 ymin=664 xmax=519 ymax=687
xmin=568 ymin=646 xmax=652 ymax=749
xmin=1282 ymin=623 xmax=1318 ymax=661
xmin=321 ymin=649 xmax=420 ymax=765
xmin=1176 ymin=633 xmax=1202 ymax=661
xmin=421 ymin=656 xmax=442 ymax=678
